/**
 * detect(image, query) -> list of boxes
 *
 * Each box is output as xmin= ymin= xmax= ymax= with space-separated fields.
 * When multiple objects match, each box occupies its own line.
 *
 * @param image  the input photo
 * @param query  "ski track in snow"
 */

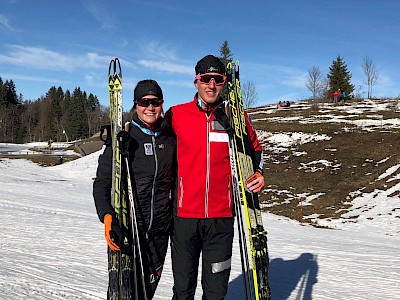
xmin=1 ymin=154 xmax=399 ymax=300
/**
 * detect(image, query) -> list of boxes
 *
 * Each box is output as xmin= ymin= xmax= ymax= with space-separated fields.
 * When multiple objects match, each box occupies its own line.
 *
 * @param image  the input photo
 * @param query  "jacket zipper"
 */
xmin=205 ymin=115 xmax=211 ymax=218
xmin=146 ymin=136 xmax=157 ymax=238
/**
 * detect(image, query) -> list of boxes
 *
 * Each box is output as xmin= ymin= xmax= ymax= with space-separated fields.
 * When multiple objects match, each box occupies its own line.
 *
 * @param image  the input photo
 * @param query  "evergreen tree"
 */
xmin=20 ymin=99 xmax=40 ymax=142
xmin=219 ymin=40 xmax=234 ymax=100
xmin=0 ymin=77 xmax=5 ymax=141
xmin=0 ymin=79 xmax=22 ymax=142
xmin=37 ymin=95 xmax=51 ymax=142
xmin=0 ymin=75 xmax=104 ymax=143
xmin=68 ymin=87 xmax=89 ymax=140
xmin=219 ymin=40 xmax=234 ymax=67
xmin=327 ymin=55 xmax=355 ymax=96
xmin=86 ymin=93 xmax=102 ymax=136
xmin=46 ymin=86 xmax=64 ymax=141
xmin=0 ymin=77 xmax=5 ymax=104
xmin=61 ymin=90 xmax=72 ymax=142
xmin=4 ymin=80 xmax=19 ymax=106
xmin=87 ymin=93 xmax=99 ymax=111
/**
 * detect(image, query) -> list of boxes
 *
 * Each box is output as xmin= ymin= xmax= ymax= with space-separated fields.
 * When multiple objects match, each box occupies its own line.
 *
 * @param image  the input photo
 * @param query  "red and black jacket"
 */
xmin=165 ymin=95 xmax=263 ymax=219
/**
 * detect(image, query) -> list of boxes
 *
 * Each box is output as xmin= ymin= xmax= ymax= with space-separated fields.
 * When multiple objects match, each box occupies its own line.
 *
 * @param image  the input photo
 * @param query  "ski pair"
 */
xmin=226 ymin=61 xmax=271 ymax=300
xmin=107 ymin=58 xmax=148 ymax=300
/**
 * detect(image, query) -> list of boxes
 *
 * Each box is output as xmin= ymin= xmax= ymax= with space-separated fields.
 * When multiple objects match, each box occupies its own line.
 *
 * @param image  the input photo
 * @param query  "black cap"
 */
xmin=133 ymin=79 xmax=163 ymax=103
xmin=195 ymin=55 xmax=225 ymax=75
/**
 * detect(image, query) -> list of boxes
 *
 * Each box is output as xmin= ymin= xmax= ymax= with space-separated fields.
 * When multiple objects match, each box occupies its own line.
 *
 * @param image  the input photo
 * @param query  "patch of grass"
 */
xmin=253 ymin=101 xmax=400 ymax=225
xmin=256 ymin=119 xmax=347 ymax=134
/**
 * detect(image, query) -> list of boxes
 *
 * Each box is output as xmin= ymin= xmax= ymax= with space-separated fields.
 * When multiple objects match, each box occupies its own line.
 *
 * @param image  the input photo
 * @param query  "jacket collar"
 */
xmin=193 ymin=93 xmax=224 ymax=115
xmin=131 ymin=112 xmax=167 ymax=136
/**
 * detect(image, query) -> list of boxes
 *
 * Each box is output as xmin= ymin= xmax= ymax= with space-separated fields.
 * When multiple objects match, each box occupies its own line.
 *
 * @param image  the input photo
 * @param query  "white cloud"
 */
xmin=245 ymin=62 xmax=307 ymax=88
xmin=373 ymin=72 xmax=400 ymax=97
xmin=0 ymin=45 xmax=75 ymax=71
xmin=138 ymin=60 xmax=192 ymax=75
xmin=0 ymin=45 xmax=115 ymax=72
xmin=0 ymin=14 xmax=13 ymax=31
xmin=281 ymin=72 xmax=308 ymax=89
xmin=86 ymin=52 xmax=114 ymax=69
xmin=83 ymin=2 xmax=115 ymax=29
xmin=161 ymin=79 xmax=193 ymax=88
xmin=1 ymin=73 xmax=67 ymax=84
xmin=138 ymin=41 xmax=178 ymax=61
xmin=120 ymin=39 xmax=128 ymax=48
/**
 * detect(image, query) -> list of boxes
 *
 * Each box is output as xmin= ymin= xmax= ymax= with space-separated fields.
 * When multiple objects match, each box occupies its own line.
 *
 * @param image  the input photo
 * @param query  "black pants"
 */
xmin=171 ymin=217 xmax=234 ymax=300
xmin=107 ymin=231 xmax=169 ymax=299
xmin=142 ymin=232 xmax=169 ymax=298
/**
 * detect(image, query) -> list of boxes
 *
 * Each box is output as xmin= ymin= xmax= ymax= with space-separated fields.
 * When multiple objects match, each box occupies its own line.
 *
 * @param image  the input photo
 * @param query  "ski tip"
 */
xmin=108 ymin=58 xmax=122 ymax=77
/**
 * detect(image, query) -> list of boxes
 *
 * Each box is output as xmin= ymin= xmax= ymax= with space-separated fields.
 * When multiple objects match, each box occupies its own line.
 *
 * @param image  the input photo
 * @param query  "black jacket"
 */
xmin=93 ymin=113 xmax=176 ymax=235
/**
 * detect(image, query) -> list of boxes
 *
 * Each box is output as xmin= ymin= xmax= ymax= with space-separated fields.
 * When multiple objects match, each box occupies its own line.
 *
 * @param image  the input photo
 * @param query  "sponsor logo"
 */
xmin=144 ymin=143 xmax=153 ymax=155
xmin=207 ymin=66 xmax=219 ymax=73
xmin=150 ymin=273 xmax=159 ymax=283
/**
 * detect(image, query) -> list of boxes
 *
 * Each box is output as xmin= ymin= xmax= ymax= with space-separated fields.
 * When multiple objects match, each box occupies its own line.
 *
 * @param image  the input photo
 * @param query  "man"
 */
xmin=165 ymin=55 xmax=264 ymax=299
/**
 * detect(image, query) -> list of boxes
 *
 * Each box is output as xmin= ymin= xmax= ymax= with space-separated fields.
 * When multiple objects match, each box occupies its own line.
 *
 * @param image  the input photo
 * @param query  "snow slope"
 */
xmin=1 ymin=151 xmax=399 ymax=299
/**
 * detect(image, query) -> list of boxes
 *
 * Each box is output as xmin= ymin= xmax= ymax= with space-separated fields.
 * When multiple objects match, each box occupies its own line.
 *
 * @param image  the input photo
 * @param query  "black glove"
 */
xmin=117 ymin=130 xmax=131 ymax=157
xmin=100 ymin=125 xmax=112 ymax=146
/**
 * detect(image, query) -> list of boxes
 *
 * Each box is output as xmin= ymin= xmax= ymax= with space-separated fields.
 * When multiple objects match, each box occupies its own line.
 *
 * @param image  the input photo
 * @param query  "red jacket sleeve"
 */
xmin=244 ymin=112 xmax=264 ymax=174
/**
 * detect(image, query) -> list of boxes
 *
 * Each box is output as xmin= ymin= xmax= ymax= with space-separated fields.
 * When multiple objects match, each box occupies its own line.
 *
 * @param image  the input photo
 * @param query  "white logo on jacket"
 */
xmin=144 ymin=143 xmax=153 ymax=155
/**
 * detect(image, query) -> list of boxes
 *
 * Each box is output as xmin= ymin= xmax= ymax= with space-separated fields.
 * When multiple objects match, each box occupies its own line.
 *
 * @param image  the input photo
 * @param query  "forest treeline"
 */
xmin=0 ymin=77 xmax=112 ymax=143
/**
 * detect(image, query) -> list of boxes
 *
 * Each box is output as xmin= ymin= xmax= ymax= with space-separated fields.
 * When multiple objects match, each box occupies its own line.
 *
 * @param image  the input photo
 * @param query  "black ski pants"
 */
xmin=141 ymin=231 xmax=169 ymax=298
xmin=107 ymin=231 xmax=169 ymax=299
xmin=171 ymin=217 xmax=234 ymax=300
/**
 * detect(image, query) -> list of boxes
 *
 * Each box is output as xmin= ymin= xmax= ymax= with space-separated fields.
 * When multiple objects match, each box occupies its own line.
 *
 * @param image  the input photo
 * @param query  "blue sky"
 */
xmin=1 ymin=0 xmax=400 ymax=111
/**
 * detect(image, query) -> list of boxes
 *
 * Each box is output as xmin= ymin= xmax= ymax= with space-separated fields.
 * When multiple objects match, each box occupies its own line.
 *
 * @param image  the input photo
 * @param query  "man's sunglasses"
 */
xmin=195 ymin=74 xmax=227 ymax=86
xmin=136 ymin=98 xmax=164 ymax=107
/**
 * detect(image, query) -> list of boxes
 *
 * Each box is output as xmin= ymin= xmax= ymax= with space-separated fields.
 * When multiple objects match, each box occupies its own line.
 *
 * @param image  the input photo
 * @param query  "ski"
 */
xmin=226 ymin=60 xmax=271 ymax=300
xmin=107 ymin=58 xmax=134 ymax=300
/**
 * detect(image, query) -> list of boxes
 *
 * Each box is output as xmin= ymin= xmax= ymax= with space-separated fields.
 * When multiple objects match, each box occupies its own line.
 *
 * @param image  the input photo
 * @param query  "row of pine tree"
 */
xmin=0 ymin=78 xmax=109 ymax=143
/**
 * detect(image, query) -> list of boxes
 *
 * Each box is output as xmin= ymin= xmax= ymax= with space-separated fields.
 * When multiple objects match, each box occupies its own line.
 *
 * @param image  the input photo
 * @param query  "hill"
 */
xmin=249 ymin=98 xmax=400 ymax=235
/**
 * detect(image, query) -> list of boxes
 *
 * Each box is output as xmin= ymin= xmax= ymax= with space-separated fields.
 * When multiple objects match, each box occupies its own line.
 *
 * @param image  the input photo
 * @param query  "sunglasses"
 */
xmin=196 ymin=74 xmax=226 ymax=86
xmin=136 ymin=98 xmax=164 ymax=107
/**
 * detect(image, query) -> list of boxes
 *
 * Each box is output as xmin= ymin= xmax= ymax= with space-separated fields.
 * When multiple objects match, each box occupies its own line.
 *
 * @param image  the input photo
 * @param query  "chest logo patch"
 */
xmin=144 ymin=143 xmax=153 ymax=155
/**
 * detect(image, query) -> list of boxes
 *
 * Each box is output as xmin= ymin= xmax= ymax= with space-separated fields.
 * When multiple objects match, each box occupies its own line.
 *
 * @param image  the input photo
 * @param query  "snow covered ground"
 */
xmin=0 ymin=142 xmax=78 ymax=157
xmin=1 ymin=148 xmax=399 ymax=299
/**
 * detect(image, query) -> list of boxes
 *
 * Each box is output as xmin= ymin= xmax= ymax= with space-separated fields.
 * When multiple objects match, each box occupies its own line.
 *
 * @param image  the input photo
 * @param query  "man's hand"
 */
xmin=104 ymin=214 xmax=123 ymax=251
xmin=245 ymin=171 xmax=265 ymax=193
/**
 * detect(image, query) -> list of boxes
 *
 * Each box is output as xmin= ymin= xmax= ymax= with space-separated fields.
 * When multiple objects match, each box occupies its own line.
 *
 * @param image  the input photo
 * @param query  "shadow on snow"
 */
xmin=227 ymin=253 xmax=318 ymax=300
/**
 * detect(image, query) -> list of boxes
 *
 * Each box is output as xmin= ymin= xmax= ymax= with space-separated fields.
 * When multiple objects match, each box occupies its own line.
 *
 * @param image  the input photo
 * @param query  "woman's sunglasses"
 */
xmin=136 ymin=98 xmax=164 ymax=107
xmin=195 ymin=74 xmax=227 ymax=86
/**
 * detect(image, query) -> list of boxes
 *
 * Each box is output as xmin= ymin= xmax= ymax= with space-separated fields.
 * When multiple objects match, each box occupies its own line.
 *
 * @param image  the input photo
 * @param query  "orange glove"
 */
xmin=245 ymin=171 xmax=265 ymax=193
xmin=104 ymin=214 xmax=123 ymax=251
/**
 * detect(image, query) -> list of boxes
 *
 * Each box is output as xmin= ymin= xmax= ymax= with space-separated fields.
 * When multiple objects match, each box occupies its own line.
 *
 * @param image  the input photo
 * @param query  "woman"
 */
xmin=93 ymin=79 xmax=176 ymax=299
